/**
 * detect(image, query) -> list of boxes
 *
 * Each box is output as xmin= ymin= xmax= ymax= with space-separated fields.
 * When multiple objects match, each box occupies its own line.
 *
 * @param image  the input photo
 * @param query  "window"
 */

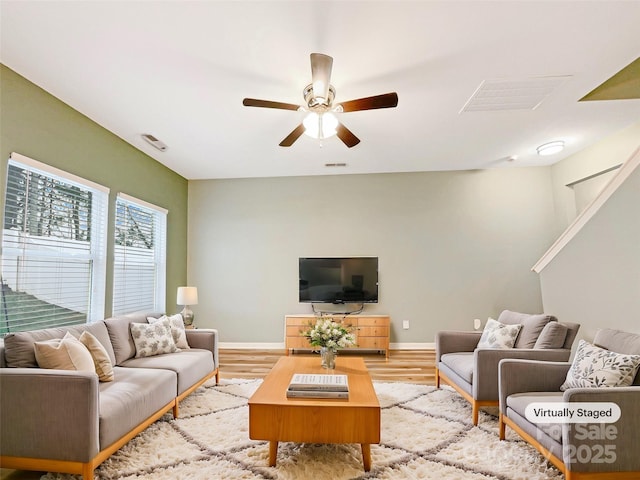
xmin=112 ymin=193 xmax=167 ymax=315
xmin=1 ymin=153 xmax=109 ymax=333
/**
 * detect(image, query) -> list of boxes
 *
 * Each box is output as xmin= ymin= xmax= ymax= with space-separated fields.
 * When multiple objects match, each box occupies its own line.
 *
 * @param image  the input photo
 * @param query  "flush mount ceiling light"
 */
xmin=537 ymin=140 xmax=565 ymax=156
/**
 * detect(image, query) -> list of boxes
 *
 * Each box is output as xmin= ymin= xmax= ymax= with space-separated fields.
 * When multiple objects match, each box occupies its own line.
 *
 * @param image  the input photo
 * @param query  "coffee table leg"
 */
xmin=361 ymin=443 xmax=371 ymax=471
xmin=269 ymin=440 xmax=278 ymax=466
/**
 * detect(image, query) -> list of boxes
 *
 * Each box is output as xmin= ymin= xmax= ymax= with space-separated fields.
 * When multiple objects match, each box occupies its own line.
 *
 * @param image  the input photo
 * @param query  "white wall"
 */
xmin=187 ymin=167 xmax=557 ymax=345
xmin=549 ymin=122 xmax=640 ymax=235
xmin=540 ymin=162 xmax=640 ymax=342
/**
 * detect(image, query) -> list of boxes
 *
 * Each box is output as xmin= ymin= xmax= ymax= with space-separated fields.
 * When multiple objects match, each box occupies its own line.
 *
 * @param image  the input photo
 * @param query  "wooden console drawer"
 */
xmin=356 ymin=317 xmax=389 ymax=327
xmin=357 ymin=326 xmax=389 ymax=337
xmin=286 ymin=325 xmax=309 ymax=336
xmin=357 ymin=337 xmax=388 ymax=349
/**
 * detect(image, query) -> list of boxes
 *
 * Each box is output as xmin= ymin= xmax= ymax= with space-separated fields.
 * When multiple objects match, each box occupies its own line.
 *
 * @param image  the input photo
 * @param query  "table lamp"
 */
xmin=177 ymin=286 xmax=198 ymax=326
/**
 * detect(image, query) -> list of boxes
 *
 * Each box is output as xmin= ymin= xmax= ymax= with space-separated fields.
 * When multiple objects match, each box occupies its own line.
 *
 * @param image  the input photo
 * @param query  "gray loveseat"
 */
xmin=436 ymin=309 xmax=580 ymax=424
xmin=499 ymin=328 xmax=640 ymax=480
xmin=0 ymin=311 xmax=219 ymax=479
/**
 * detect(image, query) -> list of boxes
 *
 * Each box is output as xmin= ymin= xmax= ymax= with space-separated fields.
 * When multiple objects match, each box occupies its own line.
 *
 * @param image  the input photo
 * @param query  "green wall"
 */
xmin=0 ymin=64 xmax=188 ymax=317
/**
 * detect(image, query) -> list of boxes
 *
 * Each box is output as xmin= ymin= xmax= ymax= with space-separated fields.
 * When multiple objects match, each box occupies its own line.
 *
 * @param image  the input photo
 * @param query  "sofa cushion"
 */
xmin=440 ymin=352 xmax=474 ymax=383
xmin=506 ymin=392 xmax=564 ymax=442
xmin=497 ymin=310 xmax=556 ymax=348
xmin=594 ymin=329 xmax=640 ymax=385
xmin=148 ymin=314 xmax=190 ymax=349
xmin=121 ymin=349 xmax=214 ymax=395
xmin=3 ymin=322 xmax=115 ymax=368
xmin=478 ymin=318 xmax=521 ymax=349
xmin=561 ymin=339 xmax=640 ymax=391
xmin=534 ymin=322 xmax=568 ymax=349
xmin=103 ymin=312 xmax=164 ymax=365
xmin=34 ymin=332 xmax=95 ymax=373
xmin=98 ymin=366 xmax=176 ymax=449
xmin=130 ymin=320 xmax=179 ymax=358
xmin=79 ymin=331 xmax=114 ymax=382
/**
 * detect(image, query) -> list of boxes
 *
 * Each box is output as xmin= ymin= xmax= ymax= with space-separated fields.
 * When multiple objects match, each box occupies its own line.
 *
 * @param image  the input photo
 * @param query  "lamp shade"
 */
xmin=177 ymin=286 xmax=198 ymax=305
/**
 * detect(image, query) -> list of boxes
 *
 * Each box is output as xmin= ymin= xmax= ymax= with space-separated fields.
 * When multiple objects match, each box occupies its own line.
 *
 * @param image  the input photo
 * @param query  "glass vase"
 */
xmin=320 ymin=347 xmax=337 ymax=369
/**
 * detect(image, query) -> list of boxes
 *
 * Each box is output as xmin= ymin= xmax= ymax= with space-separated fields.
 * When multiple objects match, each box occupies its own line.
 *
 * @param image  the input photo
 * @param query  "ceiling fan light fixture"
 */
xmin=537 ymin=140 xmax=565 ymax=156
xmin=304 ymin=84 xmax=335 ymax=108
xmin=303 ymin=112 xmax=338 ymax=139
xmin=310 ymin=53 xmax=333 ymax=105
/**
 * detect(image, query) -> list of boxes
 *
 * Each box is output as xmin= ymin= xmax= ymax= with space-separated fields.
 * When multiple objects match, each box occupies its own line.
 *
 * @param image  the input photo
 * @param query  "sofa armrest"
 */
xmin=0 ymin=368 xmax=100 ymax=462
xmin=561 ymin=387 xmax=640 ymax=473
xmin=186 ymin=328 xmax=219 ymax=368
xmin=435 ymin=331 xmax=482 ymax=361
xmin=498 ymin=359 xmax=571 ymax=412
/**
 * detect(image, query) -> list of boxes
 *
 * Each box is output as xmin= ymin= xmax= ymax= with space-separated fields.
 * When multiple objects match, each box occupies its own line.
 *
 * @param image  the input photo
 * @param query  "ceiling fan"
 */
xmin=242 ymin=53 xmax=398 ymax=148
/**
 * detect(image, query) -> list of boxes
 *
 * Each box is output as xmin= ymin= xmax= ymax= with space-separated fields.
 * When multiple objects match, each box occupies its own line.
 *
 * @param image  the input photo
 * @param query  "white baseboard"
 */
xmin=219 ymin=342 xmax=435 ymax=350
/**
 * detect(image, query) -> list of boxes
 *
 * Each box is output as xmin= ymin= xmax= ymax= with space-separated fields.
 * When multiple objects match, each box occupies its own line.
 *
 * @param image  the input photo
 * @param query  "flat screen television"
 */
xmin=299 ymin=257 xmax=378 ymax=304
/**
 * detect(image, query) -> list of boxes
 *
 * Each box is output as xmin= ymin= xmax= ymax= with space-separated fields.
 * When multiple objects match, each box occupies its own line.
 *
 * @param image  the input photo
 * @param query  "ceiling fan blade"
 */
xmin=310 ymin=53 xmax=333 ymax=103
xmin=243 ymin=98 xmax=300 ymax=111
xmin=336 ymin=123 xmax=360 ymax=148
xmin=337 ymin=92 xmax=398 ymax=112
xmin=279 ymin=124 xmax=306 ymax=147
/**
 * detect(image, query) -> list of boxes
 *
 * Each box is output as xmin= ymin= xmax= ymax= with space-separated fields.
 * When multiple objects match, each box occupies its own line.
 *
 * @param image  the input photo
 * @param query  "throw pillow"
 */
xmin=79 ymin=330 xmax=115 ymax=382
xmin=561 ymin=339 xmax=640 ymax=391
xmin=497 ymin=310 xmax=556 ymax=348
xmin=477 ymin=318 xmax=522 ymax=349
xmin=148 ymin=314 xmax=190 ymax=350
xmin=534 ymin=322 xmax=568 ymax=349
xmin=130 ymin=320 xmax=179 ymax=358
xmin=34 ymin=332 xmax=95 ymax=372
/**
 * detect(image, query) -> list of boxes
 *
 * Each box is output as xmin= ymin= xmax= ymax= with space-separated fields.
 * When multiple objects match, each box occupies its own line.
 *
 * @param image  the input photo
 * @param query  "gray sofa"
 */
xmin=499 ymin=328 xmax=640 ymax=480
xmin=436 ymin=309 xmax=580 ymax=424
xmin=0 ymin=311 xmax=219 ymax=480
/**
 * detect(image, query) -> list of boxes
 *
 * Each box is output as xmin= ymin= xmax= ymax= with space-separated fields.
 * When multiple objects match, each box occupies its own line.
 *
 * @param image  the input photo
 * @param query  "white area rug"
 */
xmin=41 ymin=379 xmax=563 ymax=480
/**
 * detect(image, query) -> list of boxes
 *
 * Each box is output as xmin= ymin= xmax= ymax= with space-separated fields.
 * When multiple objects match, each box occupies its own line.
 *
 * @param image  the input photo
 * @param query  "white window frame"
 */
xmin=112 ymin=192 xmax=167 ymax=315
xmin=1 ymin=152 xmax=109 ymax=331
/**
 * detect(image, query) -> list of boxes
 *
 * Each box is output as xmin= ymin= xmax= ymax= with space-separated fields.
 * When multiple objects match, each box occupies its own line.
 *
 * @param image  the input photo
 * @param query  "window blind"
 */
xmin=1 ymin=153 xmax=109 ymax=333
xmin=112 ymin=193 xmax=167 ymax=315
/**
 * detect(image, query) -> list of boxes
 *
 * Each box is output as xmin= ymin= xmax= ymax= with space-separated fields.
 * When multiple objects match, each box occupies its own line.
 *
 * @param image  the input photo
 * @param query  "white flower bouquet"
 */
xmin=302 ymin=318 xmax=356 ymax=350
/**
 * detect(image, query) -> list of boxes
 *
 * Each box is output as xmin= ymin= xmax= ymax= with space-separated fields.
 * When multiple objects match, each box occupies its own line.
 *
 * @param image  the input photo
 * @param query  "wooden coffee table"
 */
xmin=248 ymin=356 xmax=380 ymax=471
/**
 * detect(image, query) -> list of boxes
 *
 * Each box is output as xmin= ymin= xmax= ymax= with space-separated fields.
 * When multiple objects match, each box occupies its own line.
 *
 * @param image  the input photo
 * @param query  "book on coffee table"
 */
xmin=286 ymin=374 xmax=350 ymax=398
xmin=286 ymin=389 xmax=349 ymax=399
xmin=287 ymin=374 xmax=349 ymax=392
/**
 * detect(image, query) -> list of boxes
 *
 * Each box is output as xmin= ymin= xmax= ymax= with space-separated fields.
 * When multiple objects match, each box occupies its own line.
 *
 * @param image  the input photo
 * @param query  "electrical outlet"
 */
xmin=402 ymin=320 xmax=410 ymax=329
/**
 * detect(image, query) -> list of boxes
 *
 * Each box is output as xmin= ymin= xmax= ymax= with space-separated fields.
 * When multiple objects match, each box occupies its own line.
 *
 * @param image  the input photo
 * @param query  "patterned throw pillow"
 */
xmin=148 ymin=314 xmax=190 ymax=349
xmin=477 ymin=318 xmax=522 ymax=349
xmin=561 ymin=339 xmax=640 ymax=391
xmin=130 ymin=320 xmax=179 ymax=358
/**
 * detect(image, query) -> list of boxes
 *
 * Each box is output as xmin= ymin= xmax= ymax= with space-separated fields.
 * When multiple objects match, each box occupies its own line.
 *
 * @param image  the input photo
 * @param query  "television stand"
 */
xmin=285 ymin=314 xmax=390 ymax=358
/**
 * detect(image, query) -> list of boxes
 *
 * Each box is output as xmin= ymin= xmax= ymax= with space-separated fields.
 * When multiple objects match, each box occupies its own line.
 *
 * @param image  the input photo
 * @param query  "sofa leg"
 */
xmin=173 ymin=401 xmax=179 ymax=418
xmin=82 ymin=462 xmax=94 ymax=480
xmin=498 ymin=414 xmax=506 ymax=440
xmin=472 ymin=402 xmax=479 ymax=426
xmin=435 ymin=368 xmax=440 ymax=388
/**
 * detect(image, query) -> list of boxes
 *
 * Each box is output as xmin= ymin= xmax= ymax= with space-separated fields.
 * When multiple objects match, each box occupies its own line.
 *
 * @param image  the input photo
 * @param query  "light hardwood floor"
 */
xmin=219 ymin=348 xmax=436 ymax=384
xmin=0 ymin=348 xmax=436 ymax=480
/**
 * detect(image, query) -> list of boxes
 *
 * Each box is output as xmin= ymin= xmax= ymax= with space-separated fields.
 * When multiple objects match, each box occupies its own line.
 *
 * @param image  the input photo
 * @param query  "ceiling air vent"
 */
xmin=461 ymin=75 xmax=571 ymax=112
xmin=325 ymin=162 xmax=347 ymax=167
xmin=141 ymin=133 xmax=168 ymax=151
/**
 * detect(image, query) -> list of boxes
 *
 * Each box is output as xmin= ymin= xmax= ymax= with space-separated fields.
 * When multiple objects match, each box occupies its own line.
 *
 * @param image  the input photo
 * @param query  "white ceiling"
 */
xmin=1 ymin=1 xmax=639 ymax=180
